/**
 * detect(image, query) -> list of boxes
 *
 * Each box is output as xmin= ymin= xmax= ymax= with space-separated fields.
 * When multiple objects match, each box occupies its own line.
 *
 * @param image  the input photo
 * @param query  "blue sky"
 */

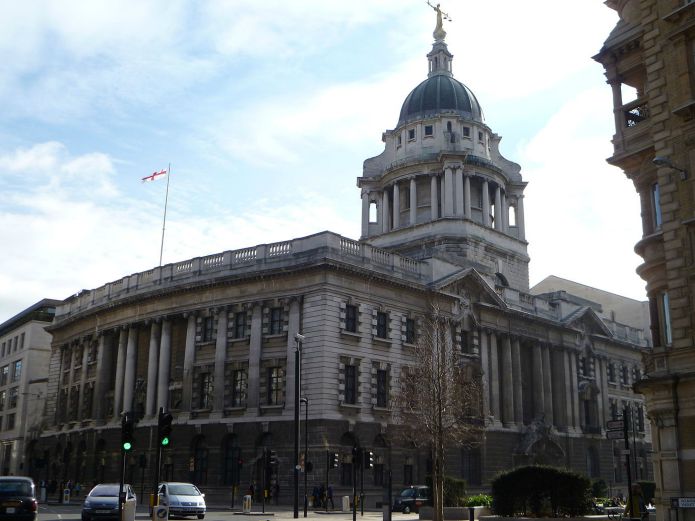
xmin=0 ymin=1 xmax=644 ymax=322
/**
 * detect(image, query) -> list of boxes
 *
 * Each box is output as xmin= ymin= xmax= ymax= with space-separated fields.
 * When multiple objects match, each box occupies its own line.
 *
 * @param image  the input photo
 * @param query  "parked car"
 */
xmin=392 ymin=485 xmax=431 ymax=514
xmin=81 ymin=483 xmax=136 ymax=521
xmin=0 ymin=476 xmax=38 ymax=521
xmin=158 ymin=482 xmax=206 ymax=519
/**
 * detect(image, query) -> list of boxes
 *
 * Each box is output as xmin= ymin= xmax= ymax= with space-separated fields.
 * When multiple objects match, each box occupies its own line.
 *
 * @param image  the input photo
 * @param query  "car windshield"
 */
xmin=89 ymin=485 xmax=120 ymax=497
xmin=400 ymin=489 xmax=417 ymax=498
xmin=167 ymin=484 xmax=200 ymax=496
xmin=0 ymin=481 xmax=32 ymax=496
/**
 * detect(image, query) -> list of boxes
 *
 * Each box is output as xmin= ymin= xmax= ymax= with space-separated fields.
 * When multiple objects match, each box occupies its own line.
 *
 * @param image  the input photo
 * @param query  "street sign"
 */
xmin=606 ymin=429 xmax=624 ymax=440
xmin=607 ymin=420 xmax=624 ymax=430
xmin=676 ymin=498 xmax=695 ymax=508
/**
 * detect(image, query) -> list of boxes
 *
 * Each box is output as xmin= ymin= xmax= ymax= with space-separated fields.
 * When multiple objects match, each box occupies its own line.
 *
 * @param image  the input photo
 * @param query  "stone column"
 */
xmin=516 ymin=196 xmax=526 ymax=240
xmin=570 ymin=352 xmax=581 ymax=428
xmin=501 ymin=335 xmax=514 ymax=427
xmin=77 ymin=339 xmax=89 ymax=419
xmin=93 ymin=333 xmax=113 ymax=420
xmin=479 ymin=330 xmax=490 ymax=421
xmin=430 ymin=175 xmax=439 ymax=220
xmin=157 ymin=319 xmax=172 ymax=412
xmin=454 ymin=168 xmax=464 ymax=216
xmin=113 ymin=329 xmax=127 ymax=420
xmin=563 ymin=350 xmax=573 ymax=430
xmin=247 ymin=304 xmax=262 ymax=410
xmin=382 ymin=190 xmax=390 ymax=232
xmin=532 ymin=342 xmax=544 ymax=419
xmin=181 ymin=314 xmax=197 ymax=411
xmin=610 ymin=79 xmax=623 ymax=141
xmin=444 ymin=166 xmax=454 ymax=216
xmin=597 ymin=357 xmax=609 ymax=427
xmin=494 ymin=185 xmax=502 ymax=230
xmin=145 ymin=321 xmax=161 ymax=418
xmin=501 ymin=192 xmax=508 ymax=232
xmin=542 ymin=343 xmax=553 ymax=425
xmin=393 ymin=182 xmax=400 ymax=229
xmin=489 ymin=332 xmax=501 ymax=423
xmin=361 ymin=191 xmax=369 ymax=238
xmin=463 ymin=174 xmax=471 ymax=219
xmin=482 ymin=179 xmax=491 ymax=227
xmin=410 ymin=177 xmax=417 ymax=225
xmin=213 ymin=309 xmax=228 ymax=413
xmin=123 ymin=326 xmax=138 ymax=414
xmin=511 ymin=337 xmax=523 ymax=424
xmin=285 ymin=299 xmax=301 ymax=416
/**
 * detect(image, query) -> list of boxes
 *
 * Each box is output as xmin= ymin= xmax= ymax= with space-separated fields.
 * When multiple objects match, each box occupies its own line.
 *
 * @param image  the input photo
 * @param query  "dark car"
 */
xmin=392 ymin=486 xmax=431 ymax=514
xmin=81 ymin=483 xmax=136 ymax=521
xmin=0 ymin=476 xmax=38 ymax=521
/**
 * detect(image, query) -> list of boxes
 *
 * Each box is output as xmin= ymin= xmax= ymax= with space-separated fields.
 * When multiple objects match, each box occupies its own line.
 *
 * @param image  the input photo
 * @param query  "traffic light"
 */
xmin=269 ymin=450 xmax=278 ymax=466
xmin=364 ymin=450 xmax=374 ymax=469
xmin=330 ymin=452 xmax=339 ymax=468
xmin=121 ymin=412 xmax=135 ymax=452
xmin=158 ymin=409 xmax=173 ymax=447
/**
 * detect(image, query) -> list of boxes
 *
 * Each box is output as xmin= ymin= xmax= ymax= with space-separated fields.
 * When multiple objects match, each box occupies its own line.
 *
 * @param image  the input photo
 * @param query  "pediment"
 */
xmin=431 ymin=267 xmax=506 ymax=310
xmin=563 ymin=307 xmax=612 ymax=338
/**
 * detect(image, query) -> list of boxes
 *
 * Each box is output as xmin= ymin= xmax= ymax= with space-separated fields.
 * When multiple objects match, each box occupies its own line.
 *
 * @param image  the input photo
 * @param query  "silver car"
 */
xmin=158 ymin=482 xmax=206 ymax=519
xmin=82 ymin=484 xmax=136 ymax=521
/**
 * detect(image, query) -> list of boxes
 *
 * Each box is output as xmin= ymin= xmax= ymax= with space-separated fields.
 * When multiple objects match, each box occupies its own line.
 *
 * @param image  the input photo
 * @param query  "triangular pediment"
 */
xmin=431 ymin=267 xmax=506 ymax=310
xmin=563 ymin=306 xmax=612 ymax=338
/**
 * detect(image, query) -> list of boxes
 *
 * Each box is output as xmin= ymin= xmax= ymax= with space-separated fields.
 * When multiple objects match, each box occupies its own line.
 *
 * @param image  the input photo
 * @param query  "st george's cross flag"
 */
xmin=142 ymin=169 xmax=167 ymax=182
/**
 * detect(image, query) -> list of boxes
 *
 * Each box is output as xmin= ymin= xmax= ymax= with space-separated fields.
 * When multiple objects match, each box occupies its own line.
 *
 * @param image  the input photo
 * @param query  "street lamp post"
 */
xmin=301 ymin=397 xmax=309 ymax=517
xmin=293 ymin=333 xmax=305 ymax=519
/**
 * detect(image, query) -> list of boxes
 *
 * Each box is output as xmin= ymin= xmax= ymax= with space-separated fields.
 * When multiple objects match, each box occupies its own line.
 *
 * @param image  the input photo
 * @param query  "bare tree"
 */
xmin=395 ymin=302 xmax=484 ymax=521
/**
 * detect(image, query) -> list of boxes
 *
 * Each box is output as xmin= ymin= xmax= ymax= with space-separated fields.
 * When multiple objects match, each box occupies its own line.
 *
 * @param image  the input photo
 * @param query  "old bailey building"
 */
xmin=27 ymin=15 xmax=653 ymax=504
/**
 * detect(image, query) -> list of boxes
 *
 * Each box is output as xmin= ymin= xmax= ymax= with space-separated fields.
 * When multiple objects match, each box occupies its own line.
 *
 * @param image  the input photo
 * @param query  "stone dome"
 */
xmin=397 ymin=74 xmax=484 ymax=127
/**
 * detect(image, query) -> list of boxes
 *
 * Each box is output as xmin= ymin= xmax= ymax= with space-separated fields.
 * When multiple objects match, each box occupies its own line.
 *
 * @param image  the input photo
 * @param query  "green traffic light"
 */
xmin=161 ymin=437 xmax=169 ymax=447
xmin=123 ymin=442 xmax=132 ymax=451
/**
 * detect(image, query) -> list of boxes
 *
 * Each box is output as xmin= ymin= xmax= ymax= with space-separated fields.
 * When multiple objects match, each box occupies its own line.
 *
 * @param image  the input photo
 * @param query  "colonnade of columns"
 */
xmin=478 ymin=329 xmax=609 ymax=432
xmin=56 ymin=299 xmax=302 ymax=424
xmin=361 ymin=167 xmax=525 ymax=240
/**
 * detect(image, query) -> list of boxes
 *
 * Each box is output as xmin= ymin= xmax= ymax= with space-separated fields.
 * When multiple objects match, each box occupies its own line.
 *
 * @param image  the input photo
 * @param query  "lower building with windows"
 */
xmin=29 ymin=15 xmax=652 ymax=504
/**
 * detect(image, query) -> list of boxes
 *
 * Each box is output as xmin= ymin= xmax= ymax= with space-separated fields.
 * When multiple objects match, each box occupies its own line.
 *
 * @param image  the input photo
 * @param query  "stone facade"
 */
xmin=26 ymin=14 xmax=652 ymax=506
xmin=594 ymin=2 xmax=695 ymax=521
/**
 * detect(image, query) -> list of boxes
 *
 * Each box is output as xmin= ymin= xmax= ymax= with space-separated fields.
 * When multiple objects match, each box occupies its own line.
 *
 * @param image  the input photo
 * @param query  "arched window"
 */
xmin=222 ymin=435 xmax=241 ymax=486
xmin=369 ymin=202 xmax=378 ymax=223
xmin=508 ymin=205 xmax=517 ymax=226
xmin=192 ymin=437 xmax=208 ymax=485
xmin=586 ymin=446 xmax=600 ymax=478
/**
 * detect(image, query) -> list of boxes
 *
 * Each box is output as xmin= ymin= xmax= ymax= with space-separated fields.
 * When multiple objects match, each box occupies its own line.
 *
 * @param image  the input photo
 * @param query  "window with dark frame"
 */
xmin=424 ymin=125 xmax=433 ymax=136
xmin=234 ymin=312 xmax=246 ymax=339
xmin=344 ymin=365 xmax=357 ymax=404
xmin=462 ymin=126 xmax=470 ymax=137
xmin=403 ymin=464 xmax=413 ymax=485
xmin=376 ymin=369 xmax=388 ymax=408
xmin=269 ymin=307 xmax=283 ymax=335
xmin=11 ymin=361 xmax=21 ymax=383
xmin=0 ymin=366 xmax=7 ymax=386
xmin=267 ymin=367 xmax=283 ymax=405
xmin=8 ymin=387 xmax=18 ymax=409
xmin=198 ymin=372 xmax=213 ymax=409
xmin=345 ymin=305 xmax=358 ymax=333
xmin=408 ymin=128 xmax=415 ymax=141
xmin=405 ymin=318 xmax=415 ymax=344
xmin=202 ymin=316 xmax=214 ymax=342
xmin=376 ymin=312 xmax=388 ymax=339
xmin=231 ymin=369 xmax=247 ymax=407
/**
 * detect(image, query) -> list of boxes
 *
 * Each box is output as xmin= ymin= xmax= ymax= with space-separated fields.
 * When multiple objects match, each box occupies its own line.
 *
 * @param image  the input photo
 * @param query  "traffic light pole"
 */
xmin=118 ymin=446 xmax=125 ymax=521
xmin=325 ymin=451 xmax=329 ymax=513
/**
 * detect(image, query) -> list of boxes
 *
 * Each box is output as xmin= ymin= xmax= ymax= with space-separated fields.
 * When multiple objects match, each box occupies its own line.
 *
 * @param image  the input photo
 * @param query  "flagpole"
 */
xmin=159 ymin=163 xmax=171 ymax=267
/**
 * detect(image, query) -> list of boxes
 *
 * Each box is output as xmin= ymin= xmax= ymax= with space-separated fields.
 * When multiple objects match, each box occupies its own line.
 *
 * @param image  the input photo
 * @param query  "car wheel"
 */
xmin=197 ymin=515 xmax=205 ymax=519
xmin=403 ymin=506 xmax=411 ymax=514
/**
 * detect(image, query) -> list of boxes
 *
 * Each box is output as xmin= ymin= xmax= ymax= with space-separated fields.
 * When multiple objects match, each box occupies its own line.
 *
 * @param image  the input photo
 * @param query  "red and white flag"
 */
xmin=142 ymin=169 xmax=167 ymax=182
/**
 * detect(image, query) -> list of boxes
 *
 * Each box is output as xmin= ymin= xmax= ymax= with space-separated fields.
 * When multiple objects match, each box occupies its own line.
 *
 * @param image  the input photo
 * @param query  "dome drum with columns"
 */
xmin=359 ymin=21 xmax=529 ymax=291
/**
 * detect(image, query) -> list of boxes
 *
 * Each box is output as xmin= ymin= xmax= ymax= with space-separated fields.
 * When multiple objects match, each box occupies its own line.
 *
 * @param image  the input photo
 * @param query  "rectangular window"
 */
xmin=652 ymin=183 xmax=662 ymax=229
xmin=8 ymin=388 xmax=17 ymax=409
xmin=198 ymin=373 xmax=212 ymax=409
xmin=19 ymin=333 xmax=24 ymax=349
xmin=5 ymin=414 xmax=14 ymax=431
xmin=397 ymin=135 xmax=402 ymax=146
xmin=403 ymin=464 xmax=413 ymax=485
xmin=376 ymin=369 xmax=388 ymax=408
xmin=376 ymin=312 xmax=388 ymax=339
xmin=478 ymin=131 xmax=483 ymax=141
xmin=231 ymin=370 xmax=247 ymax=407
xmin=267 ymin=367 xmax=283 ymax=405
xmin=11 ymin=361 xmax=21 ymax=383
xmin=345 ymin=305 xmax=358 ymax=333
xmin=0 ymin=366 xmax=7 ymax=387
xmin=408 ymin=128 xmax=415 ymax=141
xmin=608 ymin=363 xmax=616 ymax=382
xmin=0 ymin=391 xmax=5 ymax=411
xmin=621 ymin=365 xmax=629 ymax=385
xmin=424 ymin=125 xmax=433 ymax=136
xmin=460 ymin=330 xmax=469 ymax=353
xmin=405 ymin=318 xmax=415 ymax=344
xmin=202 ymin=316 xmax=214 ymax=342
xmin=344 ymin=365 xmax=357 ymax=405
xmin=662 ymin=292 xmax=673 ymax=345
xmin=610 ymin=401 xmax=618 ymax=420
xmin=462 ymin=126 xmax=470 ymax=138
xmin=234 ymin=312 xmax=246 ymax=339
xmin=269 ymin=307 xmax=283 ymax=335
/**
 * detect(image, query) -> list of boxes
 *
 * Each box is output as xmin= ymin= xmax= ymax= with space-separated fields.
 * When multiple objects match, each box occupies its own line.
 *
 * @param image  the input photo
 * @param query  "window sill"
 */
xmin=402 ymin=341 xmax=415 ymax=348
xmin=373 ymin=336 xmax=392 ymax=345
xmin=264 ymin=333 xmax=287 ymax=340
xmin=341 ymin=330 xmax=361 ymax=339
xmin=339 ymin=402 xmax=361 ymax=410
xmin=372 ymin=405 xmax=391 ymax=413
xmin=229 ymin=337 xmax=249 ymax=344
xmin=197 ymin=340 xmax=215 ymax=348
xmin=260 ymin=404 xmax=284 ymax=411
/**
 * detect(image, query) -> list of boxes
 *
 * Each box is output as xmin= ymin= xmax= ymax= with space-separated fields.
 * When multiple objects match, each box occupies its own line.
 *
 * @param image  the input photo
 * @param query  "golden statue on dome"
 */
xmin=427 ymin=1 xmax=451 ymax=41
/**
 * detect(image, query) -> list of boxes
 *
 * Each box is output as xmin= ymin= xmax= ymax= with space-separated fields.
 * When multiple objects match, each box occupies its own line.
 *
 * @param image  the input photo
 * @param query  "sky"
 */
xmin=0 ymin=0 xmax=644 ymax=323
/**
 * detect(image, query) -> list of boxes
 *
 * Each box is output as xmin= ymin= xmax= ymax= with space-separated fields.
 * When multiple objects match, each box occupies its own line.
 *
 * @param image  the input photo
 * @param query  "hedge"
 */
xmin=491 ymin=465 xmax=592 ymax=517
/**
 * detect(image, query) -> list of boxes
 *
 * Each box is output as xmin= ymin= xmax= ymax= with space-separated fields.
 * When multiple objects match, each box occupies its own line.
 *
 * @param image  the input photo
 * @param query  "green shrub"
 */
xmin=491 ymin=465 xmax=592 ymax=517
xmin=592 ymin=479 xmax=608 ymax=498
xmin=464 ymin=494 xmax=492 ymax=508
xmin=424 ymin=475 xmax=467 ymax=507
